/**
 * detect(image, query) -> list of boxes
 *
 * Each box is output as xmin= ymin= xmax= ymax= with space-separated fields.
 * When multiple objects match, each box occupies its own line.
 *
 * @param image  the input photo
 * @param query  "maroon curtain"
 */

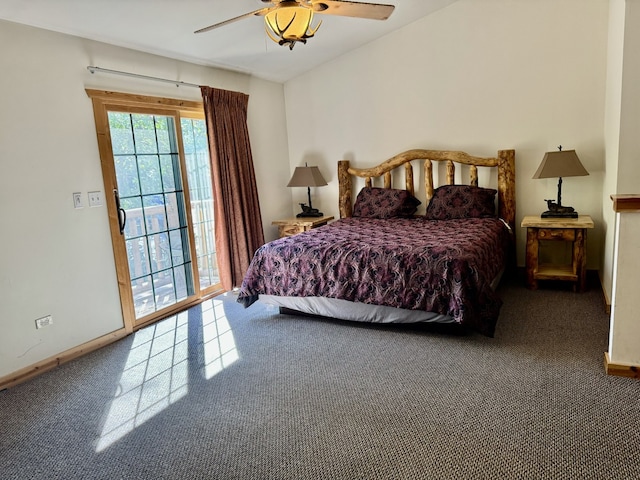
xmin=201 ymin=86 xmax=264 ymax=291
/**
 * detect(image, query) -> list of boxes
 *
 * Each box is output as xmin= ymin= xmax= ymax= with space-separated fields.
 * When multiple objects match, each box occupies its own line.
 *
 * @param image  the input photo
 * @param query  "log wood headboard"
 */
xmin=338 ymin=149 xmax=516 ymax=233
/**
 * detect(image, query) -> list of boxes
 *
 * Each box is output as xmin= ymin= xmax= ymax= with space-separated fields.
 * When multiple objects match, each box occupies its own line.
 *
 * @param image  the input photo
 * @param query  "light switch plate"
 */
xmin=35 ymin=315 xmax=53 ymax=329
xmin=88 ymin=191 xmax=103 ymax=207
xmin=73 ymin=192 xmax=83 ymax=209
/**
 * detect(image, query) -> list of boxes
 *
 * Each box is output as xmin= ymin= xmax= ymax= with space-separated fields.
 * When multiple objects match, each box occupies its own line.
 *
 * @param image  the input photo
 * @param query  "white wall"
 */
xmin=284 ymin=0 xmax=609 ymax=269
xmin=602 ymin=0 xmax=625 ymax=302
xmin=605 ymin=0 xmax=640 ymax=366
xmin=617 ymin=1 xmax=640 ymax=194
xmin=0 ymin=20 xmax=290 ymax=379
xmin=609 ymin=211 xmax=640 ymax=365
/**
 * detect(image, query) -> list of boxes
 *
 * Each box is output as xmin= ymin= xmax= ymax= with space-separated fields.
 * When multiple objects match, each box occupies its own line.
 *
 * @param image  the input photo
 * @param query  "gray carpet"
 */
xmin=1 ymin=276 xmax=639 ymax=479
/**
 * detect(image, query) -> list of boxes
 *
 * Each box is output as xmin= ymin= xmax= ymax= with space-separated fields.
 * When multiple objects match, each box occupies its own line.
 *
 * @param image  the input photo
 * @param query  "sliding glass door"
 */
xmin=88 ymin=90 xmax=221 ymax=331
xmin=110 ymin=111 xmax=194 ymax=318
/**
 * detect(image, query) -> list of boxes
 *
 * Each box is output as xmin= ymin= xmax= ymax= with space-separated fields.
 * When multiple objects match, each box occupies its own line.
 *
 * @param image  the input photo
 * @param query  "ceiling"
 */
xmin=0 ymin=0 xmax=458 ymax=83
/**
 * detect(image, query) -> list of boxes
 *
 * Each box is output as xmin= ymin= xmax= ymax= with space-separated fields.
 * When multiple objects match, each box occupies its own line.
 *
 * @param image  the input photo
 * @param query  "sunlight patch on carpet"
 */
xmin=203 ymin=298 xmax=239 ymax=379
xmin=95 ymin=298 xmax=238 ymax=452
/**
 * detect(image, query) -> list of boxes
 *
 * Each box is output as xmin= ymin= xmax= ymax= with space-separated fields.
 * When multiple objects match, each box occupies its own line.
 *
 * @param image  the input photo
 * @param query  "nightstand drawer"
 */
xmin=273 ymin=215 xmax=334 ymax=238
xmin=280 ymin=225 xmax=306 ymax=237
xmin=537 ymin=228 xmax=575 ymax=241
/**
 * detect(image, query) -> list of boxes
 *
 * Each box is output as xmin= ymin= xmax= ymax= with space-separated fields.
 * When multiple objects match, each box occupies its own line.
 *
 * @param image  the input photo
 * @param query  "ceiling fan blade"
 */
xmin=194 ymin=7 xmax=271 ymax=34
xmin=311 ymin=1 xmax=395 ymax=20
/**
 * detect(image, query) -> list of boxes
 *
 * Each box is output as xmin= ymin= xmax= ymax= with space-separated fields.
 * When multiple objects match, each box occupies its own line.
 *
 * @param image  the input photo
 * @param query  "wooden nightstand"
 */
xmin=521 ymin=215 xmax=594 ymax=291
xmin=272 ymin=215 xmax=334 ymax=238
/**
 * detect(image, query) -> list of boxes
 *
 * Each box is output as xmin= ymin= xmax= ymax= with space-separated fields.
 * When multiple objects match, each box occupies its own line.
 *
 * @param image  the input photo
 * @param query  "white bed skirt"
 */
xmin=258 ymin=295 xmax=455 ymax=324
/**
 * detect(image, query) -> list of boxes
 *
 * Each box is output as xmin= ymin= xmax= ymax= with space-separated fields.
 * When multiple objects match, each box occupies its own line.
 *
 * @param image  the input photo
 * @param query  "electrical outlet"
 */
xmin=88 ymin=191 xmax=103 ymax=207
xmin=35 ymin=315 xmax=53 ymax=329
xmin=73 ymin=192 xmax=83 ymax=209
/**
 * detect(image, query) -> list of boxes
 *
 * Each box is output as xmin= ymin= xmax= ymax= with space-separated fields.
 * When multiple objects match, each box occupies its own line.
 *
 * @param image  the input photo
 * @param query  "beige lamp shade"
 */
xmin=532 ymin=149 xmax=589 ymax=179
xmin=287 ymin=166 xmax=328 ymax=187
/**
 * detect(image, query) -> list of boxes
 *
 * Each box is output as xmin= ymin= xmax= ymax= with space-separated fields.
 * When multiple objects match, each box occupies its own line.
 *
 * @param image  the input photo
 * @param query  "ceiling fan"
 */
xmin=195 ymin=0 xmax=395 ymax=50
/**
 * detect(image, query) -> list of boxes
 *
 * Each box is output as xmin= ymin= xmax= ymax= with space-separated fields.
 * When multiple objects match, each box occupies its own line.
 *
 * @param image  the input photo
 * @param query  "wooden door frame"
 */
xmin=86 ymin=89 xmax=222 ymax=333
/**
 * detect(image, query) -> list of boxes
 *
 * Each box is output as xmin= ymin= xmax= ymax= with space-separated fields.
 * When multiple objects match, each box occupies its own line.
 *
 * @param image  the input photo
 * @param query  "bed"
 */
xmin=237 ymin=148 xmax=516 ymax=336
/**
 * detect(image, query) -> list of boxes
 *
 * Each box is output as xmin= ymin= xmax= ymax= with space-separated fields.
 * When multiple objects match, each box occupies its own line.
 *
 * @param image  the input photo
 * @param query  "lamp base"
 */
xmin=541 ymin=210 xmax=578 ymax=219
xmin=297 ymin=202 xmax=323 ymax=217
xmin=297 ymin=211 xmax=324 ymax=218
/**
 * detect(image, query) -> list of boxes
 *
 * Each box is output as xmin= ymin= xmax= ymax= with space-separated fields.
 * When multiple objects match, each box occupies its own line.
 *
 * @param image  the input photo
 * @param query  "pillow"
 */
xmin=426 ymin=185 xmax=497 ymax=220
xmin=352 ymin=187 xmax=421 ymax=219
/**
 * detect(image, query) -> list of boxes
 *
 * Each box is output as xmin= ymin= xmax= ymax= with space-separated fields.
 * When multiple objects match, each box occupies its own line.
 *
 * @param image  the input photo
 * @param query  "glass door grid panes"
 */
xmin=110 ymin=112 xmax=193 ymax=318
xmin=181 ymin=118 xmax=219 ymax=290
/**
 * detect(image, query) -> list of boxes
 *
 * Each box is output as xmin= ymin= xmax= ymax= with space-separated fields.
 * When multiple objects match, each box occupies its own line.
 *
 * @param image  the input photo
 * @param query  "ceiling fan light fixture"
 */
xmin=264 ymin=2 xmax=321 ymax=50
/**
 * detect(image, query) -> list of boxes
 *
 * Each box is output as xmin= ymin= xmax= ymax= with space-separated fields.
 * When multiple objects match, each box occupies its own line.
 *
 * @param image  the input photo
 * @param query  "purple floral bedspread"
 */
xmin=237 ymin=217 xmax=511 ymax=336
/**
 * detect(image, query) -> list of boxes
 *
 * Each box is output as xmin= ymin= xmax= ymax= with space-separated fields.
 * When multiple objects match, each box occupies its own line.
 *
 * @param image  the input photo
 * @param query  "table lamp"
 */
xmin=532 ymin=145 xmax=589 ymax=218
xmin=287 ymin=165 xmax=328 ymax=217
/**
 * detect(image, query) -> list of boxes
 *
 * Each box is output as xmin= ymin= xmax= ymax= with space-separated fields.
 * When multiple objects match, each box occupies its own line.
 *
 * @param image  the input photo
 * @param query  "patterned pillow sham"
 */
xmin=352 ymin=187 xmax=421 ymax=219
xmin=426 ymin=185 xmax=497 ymax=220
